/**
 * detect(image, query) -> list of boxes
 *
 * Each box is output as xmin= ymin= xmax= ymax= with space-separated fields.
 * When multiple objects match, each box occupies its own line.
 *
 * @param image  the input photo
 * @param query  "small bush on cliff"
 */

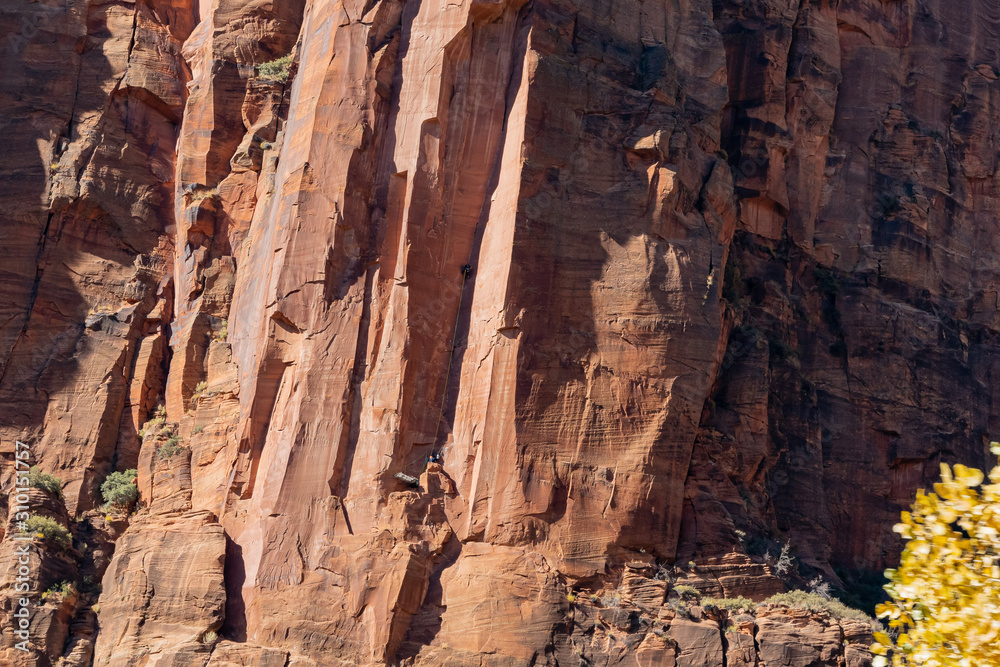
xmin=157 ymin=438 xmax=183 ymax=460
xmin=213 ymin=321 xmax=228 ymax=342
xmin=24 ymin=516 xmax=71 ymax=549
xmin=191 ymin=380 xmax=208 ymax=403
xmin=139 ymin=405 xmax=166 ymax=438
xmin=871 ymin=444 xmax=1000 ymax=666
xmin=667 ymin=599 xmax=692 ymax=619
xmin=701 ymin=596 xmax=756 ymax=613
xmin=41 ymin=581 xmax=75 ymax=602
xmin=189 ymin=187 xmax=217 ymax=203
xmin=100 ymin=469 xmax=138 ymax=509
xmin=764 ymin=590 xmax=868 ymax=622
xmin=258 ymin=55 xmax=292 ymax=82
xmin=27 ymin=466 xmax=63 ymax=498
xmin=672 ymin=585 xmax=701 ymax=600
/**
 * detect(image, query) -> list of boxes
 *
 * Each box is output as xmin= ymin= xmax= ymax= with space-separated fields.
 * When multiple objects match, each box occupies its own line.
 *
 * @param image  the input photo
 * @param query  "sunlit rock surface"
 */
xmin=2 ymin=0 xmax=999 ymax=664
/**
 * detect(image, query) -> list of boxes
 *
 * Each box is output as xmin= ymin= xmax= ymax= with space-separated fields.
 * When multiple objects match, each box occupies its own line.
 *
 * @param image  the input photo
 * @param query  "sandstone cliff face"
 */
xmin=1 ymin=0 xmax=998 ymax=665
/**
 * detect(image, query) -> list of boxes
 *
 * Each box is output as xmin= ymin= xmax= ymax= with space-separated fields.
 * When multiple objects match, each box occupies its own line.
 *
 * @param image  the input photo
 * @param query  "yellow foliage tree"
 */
xmin=872 ymin=443 xmax=1000 ymax=666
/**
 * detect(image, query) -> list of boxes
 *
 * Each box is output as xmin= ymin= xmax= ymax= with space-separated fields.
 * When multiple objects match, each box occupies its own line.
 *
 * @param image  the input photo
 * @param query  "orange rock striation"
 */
xmin=1 ymin=0 xmax=999 ymax=665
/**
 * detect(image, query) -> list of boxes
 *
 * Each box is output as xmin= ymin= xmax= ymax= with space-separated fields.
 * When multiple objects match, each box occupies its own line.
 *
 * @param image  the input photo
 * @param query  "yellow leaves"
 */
xmin=939 ymin=463 xmax=953 ymax=484
xmin=873 ymin=455 xmax=1000 ymax=665
xmin=955 ymin=464 xmax=985 ymax=488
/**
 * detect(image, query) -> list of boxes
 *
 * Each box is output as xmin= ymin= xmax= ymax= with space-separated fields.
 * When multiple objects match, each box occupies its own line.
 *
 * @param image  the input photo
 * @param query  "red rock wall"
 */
xmin=1 ymin=0 xmax=998 ymax=665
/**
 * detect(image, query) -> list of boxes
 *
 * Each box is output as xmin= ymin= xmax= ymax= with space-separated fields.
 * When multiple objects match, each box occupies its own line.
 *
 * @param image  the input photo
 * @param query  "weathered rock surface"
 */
xmin=2 ymin=0 xmax=1000 ymax=664
xmin=92 ymin=509 xmax=225 ymax=666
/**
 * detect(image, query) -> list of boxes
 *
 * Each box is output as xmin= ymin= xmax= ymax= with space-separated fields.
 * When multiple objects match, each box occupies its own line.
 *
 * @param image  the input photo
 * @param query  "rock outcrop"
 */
xmin=2 ymin=0 xmax=999 ymax=664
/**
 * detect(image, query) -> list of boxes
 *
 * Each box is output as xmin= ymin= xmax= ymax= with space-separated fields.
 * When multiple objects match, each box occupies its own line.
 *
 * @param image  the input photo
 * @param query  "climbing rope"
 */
xmin=429 ymin=263 xmax=472 ymax=463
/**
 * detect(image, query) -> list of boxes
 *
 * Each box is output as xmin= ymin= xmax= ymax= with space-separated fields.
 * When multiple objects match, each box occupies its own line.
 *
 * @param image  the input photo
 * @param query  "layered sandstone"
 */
xmin=2 ymin=0 xmax=1000 ymax=665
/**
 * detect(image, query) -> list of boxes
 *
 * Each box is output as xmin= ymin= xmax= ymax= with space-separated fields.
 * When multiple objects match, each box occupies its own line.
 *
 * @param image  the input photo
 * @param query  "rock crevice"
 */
xmin=2 ymin=0 xmax=999 ymax=665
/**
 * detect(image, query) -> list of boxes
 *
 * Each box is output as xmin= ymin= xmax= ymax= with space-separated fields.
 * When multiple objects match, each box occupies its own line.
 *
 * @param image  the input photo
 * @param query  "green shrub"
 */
xmin=258 ymin=55 xmax=293 ymax=81
xmin=41 ymin=580 xmax=75 ymax=602
xmin=157 ymin=439 xmax=183 ymax=460
xmin=27 ymin=466 xmax=63 ymax=498
xmin=100 ymin=469 xmax=138 ymax=508
xmin=672 ymin=585 xmax=701 ymax=600
xmin=141 ymin=405 xmax=166 ymax=436
xmin=763 ymin=590 xmax=868 ymax=621
xmin=201 ymin=630 xmax=218 ymax=644
xmin=668 ymin=599 xmax=692 ymax=618
xmin=189 ymin=187 xmax=217 ymax=203
xmin=24 ymin=515 xmax=71 ymax=548
xmin=214 ymin=321 xmax=228 ymax=342
xmin=192 ymin=381 xmax=207 ymax=397
xmin=701 ymin=596 xmax=757 ymax=613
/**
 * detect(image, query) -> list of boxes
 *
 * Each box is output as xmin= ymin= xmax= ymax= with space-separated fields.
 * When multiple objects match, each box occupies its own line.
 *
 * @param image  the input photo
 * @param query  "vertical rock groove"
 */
xmin=3 ymin=0 xmax=1000 ymax=665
